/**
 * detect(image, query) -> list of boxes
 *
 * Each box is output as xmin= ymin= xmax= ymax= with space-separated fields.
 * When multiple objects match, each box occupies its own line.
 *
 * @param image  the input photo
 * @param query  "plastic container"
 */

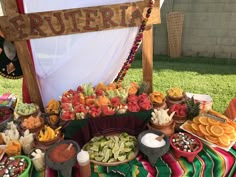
xmin=77 ymin=150 xmax=91 ymax=177
xmin=185 ymin=92 xmax=213 ymax=112
xmin=29 ymin=148 xmax=45 ymax=171
xmin=15 ymin=155 xmax=32 ymax=177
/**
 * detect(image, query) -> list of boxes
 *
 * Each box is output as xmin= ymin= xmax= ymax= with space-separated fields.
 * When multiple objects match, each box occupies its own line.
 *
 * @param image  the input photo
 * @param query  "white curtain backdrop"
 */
xmin=23 ymin=0 xmax=164 ymax=106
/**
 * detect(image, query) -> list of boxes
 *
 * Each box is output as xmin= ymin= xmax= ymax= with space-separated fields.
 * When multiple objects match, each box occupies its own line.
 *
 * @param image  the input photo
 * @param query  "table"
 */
xmin=33 ymin=107 xmax=236 ymax=177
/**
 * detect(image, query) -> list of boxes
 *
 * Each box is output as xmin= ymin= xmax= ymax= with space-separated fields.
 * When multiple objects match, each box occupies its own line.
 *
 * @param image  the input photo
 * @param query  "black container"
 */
xmin=138 ymin=129 xmax=170 ymax=166
xmin=45 ymin=140 xmax=80 ymax=177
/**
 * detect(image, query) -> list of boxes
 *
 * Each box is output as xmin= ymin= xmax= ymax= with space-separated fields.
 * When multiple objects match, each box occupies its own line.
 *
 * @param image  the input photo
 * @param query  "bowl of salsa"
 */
xmin=45 ymin=140 xmax=80 ymax=177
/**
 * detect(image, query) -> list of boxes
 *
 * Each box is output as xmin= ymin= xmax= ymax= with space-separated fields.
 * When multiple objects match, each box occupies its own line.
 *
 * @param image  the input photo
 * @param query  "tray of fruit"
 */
xmin=83 ymin=132 xmax=138 ymax=166
xmin=180 ymin=115 xmax=236 ymax=151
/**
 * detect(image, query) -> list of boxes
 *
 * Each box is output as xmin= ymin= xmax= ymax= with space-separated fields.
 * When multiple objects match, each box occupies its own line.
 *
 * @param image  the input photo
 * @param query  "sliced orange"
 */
xmin=207 ymin=118 xmax=220 ymax=125
xmin=210 ymin=125 xmax=224 ymax=137
xmin=228 ymin=121 xmax=236 ymax=129
xmin=205 ymin=136 xmax=218 ymax=144
xmin=220 ymin=122 xmax=230 ymax=127
xmin=193 ymin=117 xmax=200 ymax=124
xmin=227 ymin=132 xmax=236 ymax=141
xmin=218 ymin=135 xmax=231 ymax=147
xmin=183 ymin=123 xmax=192 ymax=132
xmin=223 ymin=125 xmax=235 ymax=134
xmin=199 ymin=116 xmax=209 ymax=126
xmin=196 ymin=131 xmax=204 ymax=138
xmin=206 ymin=125 xmax=214 ymax=136
xmin=191 ymin=123 xmax=200 ymax=131
xmin=199 ymin=124 xmax=210 ymax=136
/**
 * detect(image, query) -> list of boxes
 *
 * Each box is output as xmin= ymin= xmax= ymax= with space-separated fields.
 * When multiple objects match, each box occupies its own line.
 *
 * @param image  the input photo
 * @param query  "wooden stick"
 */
xmin=67 ymin=143 xmax=73 ymax=151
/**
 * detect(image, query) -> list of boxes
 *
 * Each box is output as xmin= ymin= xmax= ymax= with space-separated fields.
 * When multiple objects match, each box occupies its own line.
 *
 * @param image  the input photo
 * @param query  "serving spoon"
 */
xmin=155 ymin=134 xmax=165 ymax=141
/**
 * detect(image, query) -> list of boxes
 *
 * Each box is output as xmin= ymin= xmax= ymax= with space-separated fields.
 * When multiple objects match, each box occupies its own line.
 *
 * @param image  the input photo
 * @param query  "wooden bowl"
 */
xmin=20 ymin=116 xmax=44 ymax=133
xmin=147 ymin=120 xmax=175 ymax=137
xmin=16 ymin=103 xmax=40 ymax=118
xmin=166 ymin=92 xmax=186 ymax=102
xmin=35 ymin=128 xmax=64 ymax=147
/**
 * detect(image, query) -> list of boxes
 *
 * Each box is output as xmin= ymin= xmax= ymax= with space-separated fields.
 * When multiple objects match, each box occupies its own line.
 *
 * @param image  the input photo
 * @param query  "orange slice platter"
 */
xmin=180 ymin=115 xmax=236 ymax=151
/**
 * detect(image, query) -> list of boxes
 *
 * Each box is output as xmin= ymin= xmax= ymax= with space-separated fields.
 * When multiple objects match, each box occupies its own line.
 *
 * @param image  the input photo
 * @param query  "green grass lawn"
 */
xmin=0 ymin=55 xmax=235 ymax=113
xmin=124 ymin=55 xmax=236 ymax=113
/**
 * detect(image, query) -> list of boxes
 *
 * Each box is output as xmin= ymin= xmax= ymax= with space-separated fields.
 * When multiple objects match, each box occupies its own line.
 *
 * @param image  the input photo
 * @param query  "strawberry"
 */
xmin=61 ymin=96 xmax=72 ymax=103
xmin=61 ymin=111 xmax=74 ymax=120
xmin=179 ymin=109 xmax=187 ymax=117
xmin=110 ymin=97 xmax=121 ymax=108
xmin=95 ymin=89 xmax=104 ymax=96
xmin=138 ymin=93 xmax=149 ymax=101
xmin=77 ymin=86 xmax=84 ymax=93
xmin=128 ymin=95 xmax=139 ymax=102
xmin=89 ymin=106 xmax=101 ymax=118
xmin=102 ymin=106 xmax=115 ymax=116
xmin=128 ymin=101 xmax=140 ymax=112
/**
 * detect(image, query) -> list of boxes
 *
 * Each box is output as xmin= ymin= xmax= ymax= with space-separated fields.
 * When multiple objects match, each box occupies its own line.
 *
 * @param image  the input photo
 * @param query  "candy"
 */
xmin=172 ymin=132 xmax=200 ymax=152
xmin=0 ymin=157 xmax=28 ymax=177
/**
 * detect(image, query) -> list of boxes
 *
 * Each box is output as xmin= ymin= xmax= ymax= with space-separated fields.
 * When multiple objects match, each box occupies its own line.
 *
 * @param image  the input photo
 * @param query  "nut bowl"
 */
xmin=138 ymin=129 xmax=170 ymax=166
xmin=170 ymin=132 xmax=203 ymax=162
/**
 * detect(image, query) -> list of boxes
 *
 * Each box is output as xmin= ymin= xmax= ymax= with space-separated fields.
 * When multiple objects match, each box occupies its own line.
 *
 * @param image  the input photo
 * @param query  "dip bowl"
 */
xmin=45 ymin=140 xmax=80 ymax=177
xmin=170 ymin=132 xmax=203 ymax=162
xmin=138 ymin=129 xmax=170 ymax=166
xmin=0 ymin=106 xmax=14 ymax=132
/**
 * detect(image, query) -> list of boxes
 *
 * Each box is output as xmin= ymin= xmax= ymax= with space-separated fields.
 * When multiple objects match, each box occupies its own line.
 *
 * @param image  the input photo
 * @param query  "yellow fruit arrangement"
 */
xmin=182 ymin=115 xmax=236 ymax=148
xmin=149 ymin=91 xmax=165 ymax=106
xmin=45 ymin=99 xmax=60 ymax=114
xmin=37 ymin=125 xmax=61 ymax=142
xmin=167 ymin=87 xmax=184 ymax=100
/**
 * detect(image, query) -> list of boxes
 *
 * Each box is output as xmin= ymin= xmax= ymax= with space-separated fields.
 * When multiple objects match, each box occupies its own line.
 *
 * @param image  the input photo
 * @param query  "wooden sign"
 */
xmin=0 ymin=0 xmax=160 ymax=41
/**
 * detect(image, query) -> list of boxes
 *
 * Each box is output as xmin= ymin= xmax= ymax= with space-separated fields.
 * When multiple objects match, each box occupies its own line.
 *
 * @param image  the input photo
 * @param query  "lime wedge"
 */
xmin=123 ymin=148 xmax=132 ymax=152
xmin=90 ymin=145 xmax=99 ymax=152
xmin=102 ymin=149 xmax=111 ymax=162
xmin=117 ymin=155 xmax=127 ymax=161
xmin=94 ymin=156 xmax=104 ymax=162
xmin=128 ymin=151 xmax=135 ymax=160
xmin=108 ymin=158 xmax=115 ymax=163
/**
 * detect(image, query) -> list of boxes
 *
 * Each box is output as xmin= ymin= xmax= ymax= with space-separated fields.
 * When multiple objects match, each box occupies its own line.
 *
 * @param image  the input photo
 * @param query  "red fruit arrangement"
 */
xmin=169 ymin=103 xmax=187 ymax=118
xmin=59 ymin=82 xmax=152 ymax=120
xmin=127 ymin=93 xmax=152 ymax=112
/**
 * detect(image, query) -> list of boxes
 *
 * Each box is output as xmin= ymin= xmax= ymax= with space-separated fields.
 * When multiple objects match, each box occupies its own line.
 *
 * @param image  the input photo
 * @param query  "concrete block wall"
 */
xmin=154 ymin=0 xmax=236 ymax=59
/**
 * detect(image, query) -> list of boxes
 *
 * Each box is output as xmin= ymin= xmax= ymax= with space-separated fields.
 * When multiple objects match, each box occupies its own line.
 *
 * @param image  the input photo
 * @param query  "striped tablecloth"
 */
xmin=33 ymin=144 xmax=236 ymax=177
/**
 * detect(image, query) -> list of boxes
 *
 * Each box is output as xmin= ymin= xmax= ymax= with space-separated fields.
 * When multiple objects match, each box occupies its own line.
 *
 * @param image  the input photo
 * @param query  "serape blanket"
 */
xmin=32 ymin=144 xmax=236 ymax=177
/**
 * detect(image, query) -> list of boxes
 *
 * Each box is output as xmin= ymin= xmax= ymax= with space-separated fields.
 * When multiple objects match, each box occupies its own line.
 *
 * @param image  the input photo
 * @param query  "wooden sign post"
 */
xmin=0 ymin=0 xmax=160 ymax=110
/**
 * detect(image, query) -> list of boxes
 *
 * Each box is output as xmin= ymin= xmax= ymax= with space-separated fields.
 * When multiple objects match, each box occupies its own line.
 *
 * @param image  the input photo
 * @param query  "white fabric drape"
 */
xmin=23 ymin=0 xmax=141 ymax=106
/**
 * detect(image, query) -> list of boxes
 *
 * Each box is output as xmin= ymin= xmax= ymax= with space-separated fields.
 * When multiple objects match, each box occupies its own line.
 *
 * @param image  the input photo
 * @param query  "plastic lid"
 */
xmin=77 ymin=150 xmax=89 ymax=164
